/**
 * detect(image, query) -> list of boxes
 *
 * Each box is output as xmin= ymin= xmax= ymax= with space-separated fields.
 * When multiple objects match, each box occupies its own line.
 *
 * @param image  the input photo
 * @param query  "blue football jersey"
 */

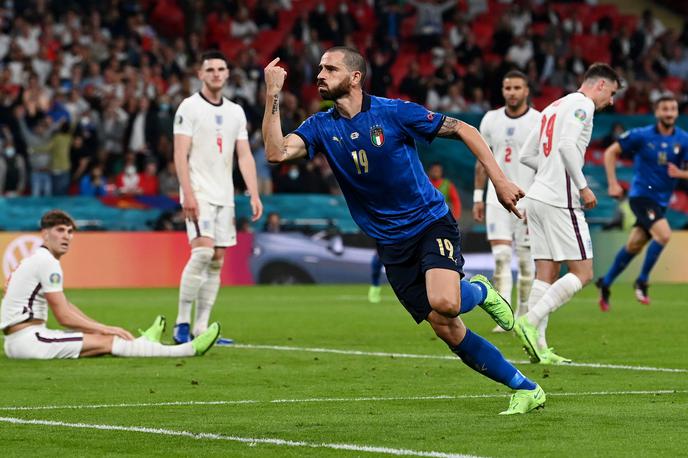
xmin=293 ymin=94 xmax=449 ymax=244
xmin=618 ymin=125 xmax=688 ymax=207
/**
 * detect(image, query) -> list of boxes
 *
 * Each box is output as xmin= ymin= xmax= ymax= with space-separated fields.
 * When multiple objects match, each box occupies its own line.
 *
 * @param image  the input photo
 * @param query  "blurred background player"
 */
xmin=515 ymin=64 xmax=620 ymax=364
xmin=474 ymin=70 xmax=540 ymax=332
xmin=596 ymin=95 xmax=688 ymax=310
xmin=369 ymin=162 xmax=460 ymax=304
xmin=173 ymin=50 xmax=263 ymax=345
xmin=1 ymin=210 xmax=220 ymax=359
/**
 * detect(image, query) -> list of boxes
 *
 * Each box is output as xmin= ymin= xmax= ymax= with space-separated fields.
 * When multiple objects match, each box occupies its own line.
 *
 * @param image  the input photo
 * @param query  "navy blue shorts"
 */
xmin=630 ymin=197 xmax=666 ymax=233
xmin=376 ymin=214 xmax=465 ymax=324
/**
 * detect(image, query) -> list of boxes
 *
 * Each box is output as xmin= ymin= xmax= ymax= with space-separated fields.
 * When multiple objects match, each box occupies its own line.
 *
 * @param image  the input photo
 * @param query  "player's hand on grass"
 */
xmin=264 ymin=58 xmax=287 ymax=95
xmin=495 ymin=180 xmax=525 ymax=219
xmin=472 ymin=201 xmax=485 ymax=222
xmin=182 ymin=193 xmax=200 ymax=221
xmin=103 ymin=326 xmax=134 ymax=341
xmin=607 ymin=180 xmax=623 ymax=198
xmin=581 ymin=186 xmax=597 ymax=209
xmin=250 ymin=195 xmax=263 ymax=221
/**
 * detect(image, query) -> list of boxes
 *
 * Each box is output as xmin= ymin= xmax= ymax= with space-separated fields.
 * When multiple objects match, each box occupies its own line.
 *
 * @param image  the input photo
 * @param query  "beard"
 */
xmin=659 ymin=118 xmax=676 ymax=130
xmin=318 ymin=78 xmax=350 ymax=101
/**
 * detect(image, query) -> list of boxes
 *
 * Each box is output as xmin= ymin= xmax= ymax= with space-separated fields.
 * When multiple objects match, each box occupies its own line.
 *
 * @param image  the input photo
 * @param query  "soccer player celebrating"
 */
xmin=474 ymin=70 xmax=540 ymax=333
xmin=172 ymin=50 xmax=263 ymax=345
xmin=596 ymin=95 xmax=688 ymax=310
xmin=263 ymin=47 xmax=545 ymax=415
xmin=514 ymin=63 xmax=621 ymax=364
xmin=1 ymin=210 xmax=220 ymax=359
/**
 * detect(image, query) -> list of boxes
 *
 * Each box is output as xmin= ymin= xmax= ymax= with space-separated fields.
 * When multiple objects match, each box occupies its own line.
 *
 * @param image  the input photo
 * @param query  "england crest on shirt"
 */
xmin=215 ymin=115 xmax=223 ymax=126
xmin=506 ymin=127 xmax=515 ymax=137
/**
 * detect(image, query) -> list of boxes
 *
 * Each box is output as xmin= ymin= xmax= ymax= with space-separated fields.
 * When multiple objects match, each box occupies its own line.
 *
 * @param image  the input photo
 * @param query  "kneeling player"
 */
xmin=1 ymin=210 xmax=220 ymax=360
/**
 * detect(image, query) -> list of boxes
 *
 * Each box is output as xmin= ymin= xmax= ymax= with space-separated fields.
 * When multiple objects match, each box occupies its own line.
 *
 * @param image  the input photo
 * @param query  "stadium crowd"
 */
xmin=0 ymin=0 xmax=687 ymax=198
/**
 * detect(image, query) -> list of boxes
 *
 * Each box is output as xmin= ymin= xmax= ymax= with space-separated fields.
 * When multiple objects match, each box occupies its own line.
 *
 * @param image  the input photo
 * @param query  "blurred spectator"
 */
xmin=48 ymin=121 xmax=74 ymax=195
xmin=116 ymin=152 xmax=142 ymax=195
xmin=408 ymin=0 xmax=455 ymax=49
xmin=264 ymin=211 xmax=282 ymax=233
xmin=79 ymin=164 xmax=107 ymax=196
xmin=506 ymin=35 xmax=534 ymax=70
xmin=427 ymin=162 xmax=461 ymax=219
xmin=399 ymin=61 xmax=428 ymax=104
xmin=139 ymin=160 xmax=160 ymax=196
xmin=125 ymin=97 xmax=158 ymax=163
xmin=467 ymin=87 xmax=490 ymax=114
xmin=231 ymin=7 xmax=259 ymax=43
xmin=158 ymin=159 xmax=180 ymax=199
xmin=0 ymin=137 xmax=27 ymax=196
xmin=16 ymin=107 xmax=56 ymax=196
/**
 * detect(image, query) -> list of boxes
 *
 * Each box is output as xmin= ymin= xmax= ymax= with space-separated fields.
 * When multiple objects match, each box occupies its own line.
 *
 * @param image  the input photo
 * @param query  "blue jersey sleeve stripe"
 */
xmin=292 ymin=131 xmax=312 ymax=157
xmin=428 ymin=114 xmax=446 ymax=142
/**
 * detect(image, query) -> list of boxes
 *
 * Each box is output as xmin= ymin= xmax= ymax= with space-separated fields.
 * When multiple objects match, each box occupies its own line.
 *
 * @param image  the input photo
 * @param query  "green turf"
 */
xmin=1 ymin=283 xmax=687 ymax=457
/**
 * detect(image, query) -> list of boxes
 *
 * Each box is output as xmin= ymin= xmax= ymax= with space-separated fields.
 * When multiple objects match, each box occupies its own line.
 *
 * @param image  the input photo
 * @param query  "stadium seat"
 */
xmin=663 ymin=76 xmax=684 ymax=94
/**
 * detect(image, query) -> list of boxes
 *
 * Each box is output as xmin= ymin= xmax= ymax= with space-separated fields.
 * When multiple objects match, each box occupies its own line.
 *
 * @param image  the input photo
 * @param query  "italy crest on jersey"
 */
xmin=370 ymin=125 xmax=385 ymax=147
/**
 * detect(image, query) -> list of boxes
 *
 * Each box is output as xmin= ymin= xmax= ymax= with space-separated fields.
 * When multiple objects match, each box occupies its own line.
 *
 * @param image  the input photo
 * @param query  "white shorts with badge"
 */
xmin=3 ymin=324 xmax=83 ymax=359
xmin=486 ymin=202 xmax=530 ymax=246
xmin=525 ymin=197 xmax=593 ymax=262
xmin=185 ymin=200 xmax=237 ymax=247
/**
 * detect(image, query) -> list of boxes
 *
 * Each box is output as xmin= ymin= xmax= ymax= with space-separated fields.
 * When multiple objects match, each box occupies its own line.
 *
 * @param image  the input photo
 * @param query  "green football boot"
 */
xmin=470 ymin=275 xmax=514 ymax=331
xmin=513 ymin=316 xmax=547 ymax=363
xmin=192 ymin=322 xmax=221 ymax=356
xmin=499 ymin=384 xmax=546 ymax=415
xmin=539 ymin=348 xmax=572 ymax=365
xmin=368 ymin=285 xmax=382 ymax=304
xmin=138 ymin=315 xmax=166 ymax=343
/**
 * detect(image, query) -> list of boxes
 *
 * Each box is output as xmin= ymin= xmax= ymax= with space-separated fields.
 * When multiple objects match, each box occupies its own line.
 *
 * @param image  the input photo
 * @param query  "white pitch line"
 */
xmin=1 ymin=390 xmax=684 ymax=412
xmin=0 ymin=416 xmax=479 ymax=458
xmin=230 ymin=343 xmax=688 ymax=373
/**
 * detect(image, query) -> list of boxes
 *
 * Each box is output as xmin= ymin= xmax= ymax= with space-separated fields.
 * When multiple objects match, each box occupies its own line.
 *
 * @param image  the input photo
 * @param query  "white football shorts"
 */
xmin=4 ymin=324 xmax=83 ymax=359
xmin=185 ymin=199 xmax=236 ymax=247
xmin=486 ymin=202 xmax=530 ymax=247
xmin=524 ymin=197 xmax=593 ymax=262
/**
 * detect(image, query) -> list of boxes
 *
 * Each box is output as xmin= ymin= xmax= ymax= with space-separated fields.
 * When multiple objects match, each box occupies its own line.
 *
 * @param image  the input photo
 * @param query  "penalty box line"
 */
xmin=1 ymin=390 xmax=685 ymax=412
xmin=0 ymin=416 xmax=480 ymax=458
xmin=230 ymin=344 xmax=688 ymax=374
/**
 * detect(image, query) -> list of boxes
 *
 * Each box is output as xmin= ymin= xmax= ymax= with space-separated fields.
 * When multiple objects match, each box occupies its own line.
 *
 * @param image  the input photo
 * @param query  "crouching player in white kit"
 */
xmin=1 ymin=210 xmax=220 ymax=359
xmin=514 ymin=63 xmax=620 ymax=364
xmin=172 ymin=50 xmax=263 ymax=345
xmin=474 ymin=70 xmax=540 ymax=332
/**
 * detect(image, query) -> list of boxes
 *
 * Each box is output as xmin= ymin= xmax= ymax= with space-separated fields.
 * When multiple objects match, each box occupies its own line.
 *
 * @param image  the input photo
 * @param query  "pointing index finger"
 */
xmin=266 ymin=57 xmax=280 ymax=69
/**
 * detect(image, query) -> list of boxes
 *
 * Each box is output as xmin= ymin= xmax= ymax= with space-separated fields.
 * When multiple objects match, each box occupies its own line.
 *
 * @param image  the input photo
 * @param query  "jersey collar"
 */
xmin=504 ymin=106 xmax=530 ymax=119
xmin=198 ymin=91 xmax=223 ymax=107
xmin=654 ymin=123 xmax=676 ymax=136
xmin=331 ymin=92 xmax=371 ymax=120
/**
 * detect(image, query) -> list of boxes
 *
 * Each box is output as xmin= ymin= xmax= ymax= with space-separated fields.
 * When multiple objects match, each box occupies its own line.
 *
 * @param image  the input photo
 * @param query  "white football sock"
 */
xmin=176 ymin=247 xmax=213 ymax=325
xmin=526 ymin=279 xmax=551 ymax=349
xmin=193 ymin=259 xmax=222 ymax=336
xmin=112 ymin=336 xmax=195 ymax=357
xmin=491 ymin=244 xmax=513 ymax=305
xmin=526 ymin=273 xmax=583 ymax=326
xmin=515 ymin=245 xmax=534 ymax=316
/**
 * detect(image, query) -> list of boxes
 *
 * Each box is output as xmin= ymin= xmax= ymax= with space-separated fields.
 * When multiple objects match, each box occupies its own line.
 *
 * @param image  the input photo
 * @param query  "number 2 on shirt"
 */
xmin=539 ymin=114 xmax=556 ymax=157
xmin=351 ymin=149 xmax=369 ymax=174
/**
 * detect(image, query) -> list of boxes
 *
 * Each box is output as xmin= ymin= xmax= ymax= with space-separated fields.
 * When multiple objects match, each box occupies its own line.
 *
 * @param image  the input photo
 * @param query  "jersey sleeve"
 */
xmin=173 ymin=99 xmax=194 ymax=137
xmin=617 ymin=128 xmax=643 ymax=157
xmin=293 ymin=115 xmax=322 ymax=159
xmin=236 ymin=106 xmax=249 ymax=140
xmin=394 ymin=100 xmax=446 ymax=144
xmin=39 ymin=258 xmax=64 ymax=293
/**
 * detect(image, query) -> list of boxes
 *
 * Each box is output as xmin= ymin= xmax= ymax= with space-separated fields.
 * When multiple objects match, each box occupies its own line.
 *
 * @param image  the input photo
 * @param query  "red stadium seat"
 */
xmin=471 ymin=21 xmax=493 ymax=50
xmin=662 ymin=76 xmax=684 ymax=94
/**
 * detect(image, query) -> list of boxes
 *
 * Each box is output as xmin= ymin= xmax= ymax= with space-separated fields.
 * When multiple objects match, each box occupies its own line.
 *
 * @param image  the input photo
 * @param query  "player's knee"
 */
xmin=654 ymin=232 xmax=670 ymax=246
xmin=428 ymin=293 xmax=460 ymax=317
xmin=576 ymin=268 xmax=594 ymax=286
xmin=190 ymin=247 xmax=214 ymax=266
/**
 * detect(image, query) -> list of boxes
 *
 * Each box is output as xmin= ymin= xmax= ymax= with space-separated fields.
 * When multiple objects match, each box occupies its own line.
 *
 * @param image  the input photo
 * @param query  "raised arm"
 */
xmin=235 ymin=138 xmax=264 ymax=221
xmin=438 ymin=116 xmax=524 ymax=218
xmin=262 ymin=58 xmax=308 ymax=163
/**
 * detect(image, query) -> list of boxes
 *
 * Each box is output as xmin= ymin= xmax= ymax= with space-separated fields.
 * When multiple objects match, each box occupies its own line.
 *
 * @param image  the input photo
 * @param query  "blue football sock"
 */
xmin=603 ymin=247 xmax=636 ymax=287
xmin=638 ymin=240 xmax=664 ymax=283
xmin=371 ymin=254 xmax=383 ymax=287
xmin=459 ymin=280 xmax=486 ymax=314
xmin=451 ymin=329 xmax=536 ymax=390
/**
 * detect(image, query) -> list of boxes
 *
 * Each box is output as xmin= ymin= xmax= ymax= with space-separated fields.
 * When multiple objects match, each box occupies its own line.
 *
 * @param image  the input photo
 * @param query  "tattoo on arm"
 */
xmin=271 ymin=95 xmax=279 ymax=115
xmin=437 ymin=116 xmax=462 ymax=139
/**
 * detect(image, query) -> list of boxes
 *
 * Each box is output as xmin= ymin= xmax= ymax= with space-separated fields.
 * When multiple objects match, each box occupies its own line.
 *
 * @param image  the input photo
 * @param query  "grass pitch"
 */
xmin=1 ymin=283 xmax=687 ymax=457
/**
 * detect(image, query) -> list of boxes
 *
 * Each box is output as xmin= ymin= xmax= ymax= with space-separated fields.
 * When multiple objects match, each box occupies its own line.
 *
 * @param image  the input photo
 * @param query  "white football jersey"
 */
xmin=173 ymin=92 xmax=249 ymax=206
xmin=521 ymin=92 xmax=595 ymax=208
xmin=479 ymin=106 xmax=541 ymax=205
xmin=1 ymin=247 xmax=63 ymax=330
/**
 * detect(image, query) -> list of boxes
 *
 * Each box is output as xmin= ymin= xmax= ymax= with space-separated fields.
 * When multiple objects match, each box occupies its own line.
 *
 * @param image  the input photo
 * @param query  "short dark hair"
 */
xmin=583 ymin=63 xmax=621 ymax=86
xmin=503 ymin=70 xmax=528 ymax=82
xmin=654 ymin=94 xmax=678 ymax=108
xmin=200 ymin=50 xmax=228 ymax=66
xmin=325 ymin=46 xmax=367 ymax=83
xmin=40 ymin=210 xmax=77 ymax=230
